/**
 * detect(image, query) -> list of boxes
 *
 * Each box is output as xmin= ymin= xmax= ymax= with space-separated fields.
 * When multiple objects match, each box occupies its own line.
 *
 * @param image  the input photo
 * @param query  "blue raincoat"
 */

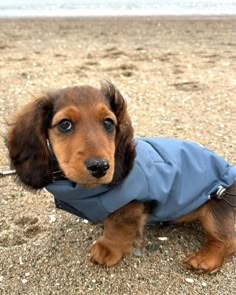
xmin=46 ymin=138 xmax=236 ymax=224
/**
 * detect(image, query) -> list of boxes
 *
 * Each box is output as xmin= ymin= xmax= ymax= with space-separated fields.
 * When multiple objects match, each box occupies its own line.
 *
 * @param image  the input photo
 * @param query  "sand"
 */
xmin=0 ymin=16 xmax=235 ymax=294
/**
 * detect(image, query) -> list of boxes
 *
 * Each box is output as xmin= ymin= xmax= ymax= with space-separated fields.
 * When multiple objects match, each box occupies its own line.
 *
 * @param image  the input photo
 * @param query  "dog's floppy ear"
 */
xmin=101 ymin=82 xmax=136 ymax=184
xmin=6 ymin=96 xmax=54 ymax=189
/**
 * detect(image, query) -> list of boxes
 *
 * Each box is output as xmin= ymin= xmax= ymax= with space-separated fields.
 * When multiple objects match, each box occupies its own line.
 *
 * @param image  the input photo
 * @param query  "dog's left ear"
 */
xmin=101 ymin=82 xmax=136 ymax=184
xmin=6 ymin=96 xmax=54 ymax=189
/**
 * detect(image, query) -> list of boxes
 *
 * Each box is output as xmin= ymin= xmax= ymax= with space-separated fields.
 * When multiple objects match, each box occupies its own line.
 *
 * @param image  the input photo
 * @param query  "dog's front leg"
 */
xmin=90 ymin=201 xmax=149 ymax=266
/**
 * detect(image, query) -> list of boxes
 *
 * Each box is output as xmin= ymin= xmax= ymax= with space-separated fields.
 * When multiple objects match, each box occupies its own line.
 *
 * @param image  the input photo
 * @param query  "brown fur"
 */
xmin=6 ymin=82 xmax=236 ymax=273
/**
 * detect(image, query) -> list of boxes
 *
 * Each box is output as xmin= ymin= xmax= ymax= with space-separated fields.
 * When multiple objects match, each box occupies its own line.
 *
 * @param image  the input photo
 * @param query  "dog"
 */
xmin=6 ymin=82 xmax=236 ymax=273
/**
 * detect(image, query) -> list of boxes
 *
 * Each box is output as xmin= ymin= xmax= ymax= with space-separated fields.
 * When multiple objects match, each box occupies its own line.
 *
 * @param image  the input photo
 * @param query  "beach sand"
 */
xmin=0 ymin=17 xmax=235 ymax=294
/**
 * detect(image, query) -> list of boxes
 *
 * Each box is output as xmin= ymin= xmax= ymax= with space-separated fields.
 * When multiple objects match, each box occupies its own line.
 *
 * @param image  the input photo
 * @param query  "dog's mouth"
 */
xmin=57 ymin=163 xmax=114 ymax=187
xmin=52 ymin=169 xmax=107 ymax=187
xmin=77 ymin=175 xmax=114 ymax=187
xmin=66 ymin=175 xmax=112 ymax=188
xmin=80 ymin=183 xmax=101 ymax=188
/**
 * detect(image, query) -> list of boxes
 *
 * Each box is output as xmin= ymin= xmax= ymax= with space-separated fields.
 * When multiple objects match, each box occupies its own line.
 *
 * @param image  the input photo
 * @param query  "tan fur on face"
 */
xmin=49 ymin=101 xmax=117 ymax=186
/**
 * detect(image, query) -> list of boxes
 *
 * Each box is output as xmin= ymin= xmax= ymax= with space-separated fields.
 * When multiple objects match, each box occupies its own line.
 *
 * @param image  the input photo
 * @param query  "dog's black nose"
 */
xmin=85 ymin=158 xmax=110 ymax=178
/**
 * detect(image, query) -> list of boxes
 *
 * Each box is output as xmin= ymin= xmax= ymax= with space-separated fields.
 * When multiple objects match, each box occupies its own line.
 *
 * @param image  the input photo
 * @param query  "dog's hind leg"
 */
xmin=177 ymin=181 xmax=236 ymax=273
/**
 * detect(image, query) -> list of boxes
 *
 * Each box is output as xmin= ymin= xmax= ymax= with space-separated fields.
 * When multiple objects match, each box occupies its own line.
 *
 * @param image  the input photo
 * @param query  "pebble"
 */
xmin=22 ymin=278 xmax=28 ymax=284
xmin=145 ymin=243 xmax=160 ymax=252
xmin=185 ymin=278 xmax=194 ymax=284
xmin=158 ymin=237 xmax=168 ymax=241
xmin=133 ymin=248 xmax=142 ymax=257
xmin=19 ymin=256 xmax=23 ymax=265
xmin=49 ymin=215 xmax=56 ymax=223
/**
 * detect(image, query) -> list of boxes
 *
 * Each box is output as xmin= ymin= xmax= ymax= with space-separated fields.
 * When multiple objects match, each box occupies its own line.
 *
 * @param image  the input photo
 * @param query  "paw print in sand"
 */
xmin=0 ymin=215 xmax=44 ymax=247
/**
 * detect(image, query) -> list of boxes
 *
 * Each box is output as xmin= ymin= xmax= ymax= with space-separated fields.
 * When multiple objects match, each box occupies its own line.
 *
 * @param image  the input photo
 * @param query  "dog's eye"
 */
xmin=57 ymin=119 xmax=73 ymax=133
xmin=103 ymin=118 xmax=115 ymax=133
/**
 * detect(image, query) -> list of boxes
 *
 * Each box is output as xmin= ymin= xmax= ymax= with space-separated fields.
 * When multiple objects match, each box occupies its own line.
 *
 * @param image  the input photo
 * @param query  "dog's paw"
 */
xmin=185 ymin=248 xmax=224 ymax=274
xmin=90 ymin=238 xmax=123 ymax=266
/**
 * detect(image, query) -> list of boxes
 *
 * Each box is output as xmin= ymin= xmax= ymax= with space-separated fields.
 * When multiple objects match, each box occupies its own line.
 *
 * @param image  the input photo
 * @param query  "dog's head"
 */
xmin=7 ymin=82 xmax=135 ymax=189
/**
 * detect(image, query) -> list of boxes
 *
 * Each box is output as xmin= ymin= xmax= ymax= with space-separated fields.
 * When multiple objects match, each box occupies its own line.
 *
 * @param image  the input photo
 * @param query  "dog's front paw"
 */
xmin=90 ymin=238 xmax=123 ymax=266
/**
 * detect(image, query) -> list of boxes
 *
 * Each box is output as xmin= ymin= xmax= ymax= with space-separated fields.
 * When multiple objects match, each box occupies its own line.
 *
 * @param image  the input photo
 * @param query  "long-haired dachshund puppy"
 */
xmin=7 ymin=82 xmax=236 ymax=273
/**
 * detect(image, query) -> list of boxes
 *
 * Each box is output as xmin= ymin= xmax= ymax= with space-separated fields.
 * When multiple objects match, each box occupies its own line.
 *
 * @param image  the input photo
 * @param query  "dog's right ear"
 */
xmin=6 ymin=96 xmax=55 ymax=189
xmin=101 ymin=81 xmax=136 ymax=184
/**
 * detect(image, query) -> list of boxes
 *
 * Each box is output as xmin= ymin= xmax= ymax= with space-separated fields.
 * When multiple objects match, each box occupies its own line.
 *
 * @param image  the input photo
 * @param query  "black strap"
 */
xmin=47 ymin=139 xmax=67 ymax=180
